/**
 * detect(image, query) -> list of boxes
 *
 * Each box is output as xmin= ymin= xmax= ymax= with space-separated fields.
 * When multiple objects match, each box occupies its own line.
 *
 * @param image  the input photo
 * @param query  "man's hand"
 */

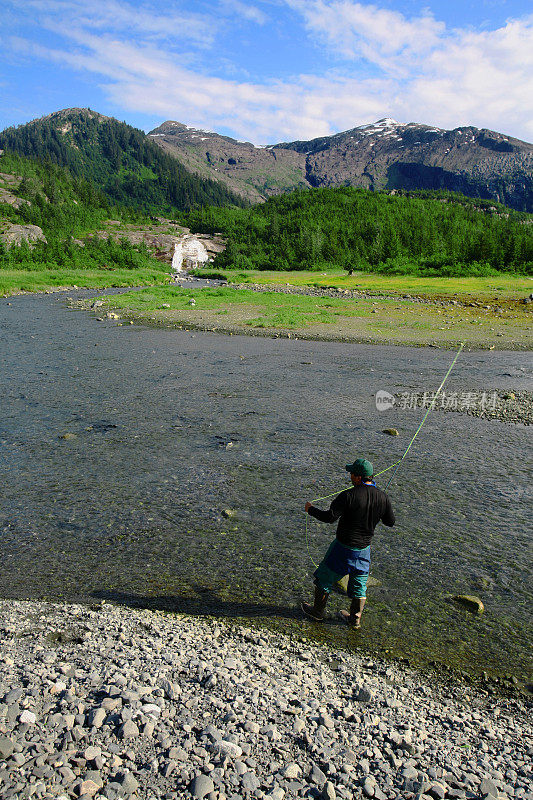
xmin=305 ymin=502 xmax=313 ymax=513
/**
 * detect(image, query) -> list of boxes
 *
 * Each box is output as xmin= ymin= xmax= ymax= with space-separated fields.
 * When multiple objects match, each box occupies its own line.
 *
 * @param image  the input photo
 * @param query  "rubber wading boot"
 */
xmin=337 ymin=597 xmax=366 ymax=628
xmin=301 ymin=587 xmax=329 ymax=621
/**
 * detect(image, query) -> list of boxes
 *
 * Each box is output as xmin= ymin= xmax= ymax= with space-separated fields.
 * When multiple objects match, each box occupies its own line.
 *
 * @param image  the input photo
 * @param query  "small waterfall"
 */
xmin=171 ymin=242 xmax=183 ymax=273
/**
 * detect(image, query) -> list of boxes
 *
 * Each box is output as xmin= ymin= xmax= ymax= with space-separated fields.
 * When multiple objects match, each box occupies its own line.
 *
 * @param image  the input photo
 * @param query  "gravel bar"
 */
xmin=1 ymin=600 xmax=531 ymax=800
xmin=393 ymin=390 xmax=533 ymax=426
xmin=225 ymin=283 xmax=524 ymax=310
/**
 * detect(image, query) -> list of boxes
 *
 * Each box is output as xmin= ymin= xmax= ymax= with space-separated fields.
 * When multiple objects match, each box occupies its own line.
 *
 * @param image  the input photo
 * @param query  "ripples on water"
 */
xmin=0 ymin=291 xmax=532 ymax=677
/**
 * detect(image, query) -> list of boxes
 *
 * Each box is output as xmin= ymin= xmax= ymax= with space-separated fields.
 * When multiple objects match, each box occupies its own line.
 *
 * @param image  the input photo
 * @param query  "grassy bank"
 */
xmin=193 ymin=268 xmax=533 ymax=300
xmin=0 ymin=266 xmax=170 ymax=297
xmin=81 ymin=284 xmax=533 ymax=349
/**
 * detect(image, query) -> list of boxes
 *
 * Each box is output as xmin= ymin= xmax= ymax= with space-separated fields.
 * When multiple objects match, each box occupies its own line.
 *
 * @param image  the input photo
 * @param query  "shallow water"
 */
xmin=1 ymin=290 xmax=532 ymax=678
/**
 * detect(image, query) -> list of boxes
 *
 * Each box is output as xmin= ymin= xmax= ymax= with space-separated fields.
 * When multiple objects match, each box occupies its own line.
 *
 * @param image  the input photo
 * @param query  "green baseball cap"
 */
xmin=345 ymin=458 xmax=373 ymax=477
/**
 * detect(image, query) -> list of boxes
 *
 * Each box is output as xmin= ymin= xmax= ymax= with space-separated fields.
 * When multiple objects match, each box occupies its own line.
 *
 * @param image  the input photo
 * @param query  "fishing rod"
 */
xmin=305 ymin=342 xmax=465 ymax=568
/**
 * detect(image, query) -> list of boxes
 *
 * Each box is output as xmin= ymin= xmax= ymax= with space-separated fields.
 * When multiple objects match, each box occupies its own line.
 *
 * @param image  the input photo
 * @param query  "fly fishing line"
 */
xmin=305 ymin=342 xmax=465 ymax=569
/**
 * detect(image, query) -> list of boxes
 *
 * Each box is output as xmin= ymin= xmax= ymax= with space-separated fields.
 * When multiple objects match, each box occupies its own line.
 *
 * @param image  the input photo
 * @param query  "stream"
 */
xmin=1 ymin=289 xmax=531 ymax=679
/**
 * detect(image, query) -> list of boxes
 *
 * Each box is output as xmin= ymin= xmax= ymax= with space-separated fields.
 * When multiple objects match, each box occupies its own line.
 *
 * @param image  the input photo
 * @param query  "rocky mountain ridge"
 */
xmin=148 ymin=121 xmax=308 ymax=203
xmin=148 ymin=117 xmax=533 ymax=211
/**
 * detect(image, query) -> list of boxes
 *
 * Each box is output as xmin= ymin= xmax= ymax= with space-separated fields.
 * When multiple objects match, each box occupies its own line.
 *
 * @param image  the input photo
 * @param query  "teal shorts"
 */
xmin=314 ymin=539 xmax=371 ymax=599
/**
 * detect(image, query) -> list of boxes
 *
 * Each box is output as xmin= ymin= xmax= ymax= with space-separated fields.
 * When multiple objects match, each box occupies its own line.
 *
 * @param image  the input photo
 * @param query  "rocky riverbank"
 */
xmin=225 ymin=282 xmax=531 ymax=313
xmin=1 ymin=600 xmax=531 ymax=800
xmin=391 ymin=390 xmax=533 ymax=426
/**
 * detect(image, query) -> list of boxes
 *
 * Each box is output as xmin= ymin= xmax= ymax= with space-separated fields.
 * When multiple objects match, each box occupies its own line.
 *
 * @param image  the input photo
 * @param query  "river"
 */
xmin=1 ymin=290 xmax=531 ymax=679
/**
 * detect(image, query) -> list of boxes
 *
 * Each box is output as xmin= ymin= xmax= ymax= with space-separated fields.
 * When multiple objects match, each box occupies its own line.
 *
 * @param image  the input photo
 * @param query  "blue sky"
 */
xmin=1 ymin=0 xmax=532 ymax=143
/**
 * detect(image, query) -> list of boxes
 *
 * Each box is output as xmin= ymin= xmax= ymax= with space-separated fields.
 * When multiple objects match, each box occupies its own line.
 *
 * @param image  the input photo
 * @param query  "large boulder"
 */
xmin=0 ymin=189 xmax=30 ymax=210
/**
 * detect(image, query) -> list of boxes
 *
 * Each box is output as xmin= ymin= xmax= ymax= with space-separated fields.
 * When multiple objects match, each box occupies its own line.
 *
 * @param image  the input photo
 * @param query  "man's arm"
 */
xmin=305 ymin=492 xmax=345 ymax=523
xmin=382 ymin=495 xmax=395 ymax=527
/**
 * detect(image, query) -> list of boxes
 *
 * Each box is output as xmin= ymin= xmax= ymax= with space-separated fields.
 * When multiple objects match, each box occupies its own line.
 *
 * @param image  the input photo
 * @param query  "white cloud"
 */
xmin=7 ymin=0 xmax=215 ymax=46
xmin=219 ymin=0 xmax=268 ymax=25
xmin=286 ymin=0 xmax=445 ymax=69
xmin=10 ymin=30 xmax=387 ymax=140
xmin=399 ymin=16 xmax=533 ymax=138
xmin=4 ymin=0 xmax=533 ymax=142
xmin=283 ymin=1 xmax=533 ymax=139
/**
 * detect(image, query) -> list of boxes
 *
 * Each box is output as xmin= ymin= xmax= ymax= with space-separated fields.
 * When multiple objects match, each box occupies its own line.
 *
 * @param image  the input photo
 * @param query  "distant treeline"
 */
xmin=0 ymin=112 xmax=246 ymax=213
xmin=0 ymin=234 xmax=160 ymax=272
xmin=185 ymin=187 xmax=533 ymax=275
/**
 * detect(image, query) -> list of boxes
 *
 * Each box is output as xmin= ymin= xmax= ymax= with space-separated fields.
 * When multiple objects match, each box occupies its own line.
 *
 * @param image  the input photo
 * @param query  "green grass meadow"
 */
xmin=0 ymin=266 xmax=171 ymax=297
xmin=90 ymin=282 xmax=533 ymax=349
xmin=193 ymin=268 xmax=533 ymax=300
xmin=90 ymin=284 xmax=371 ymax=328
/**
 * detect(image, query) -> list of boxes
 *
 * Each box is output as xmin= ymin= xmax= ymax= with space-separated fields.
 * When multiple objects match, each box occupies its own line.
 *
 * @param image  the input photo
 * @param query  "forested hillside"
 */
xmin=185 ymin=188 xmax=533 ymax=275
xmin=0 ymin=109 xmax=246 ymax=213
xmin=0 ymin=151 xmax=163 ymax=273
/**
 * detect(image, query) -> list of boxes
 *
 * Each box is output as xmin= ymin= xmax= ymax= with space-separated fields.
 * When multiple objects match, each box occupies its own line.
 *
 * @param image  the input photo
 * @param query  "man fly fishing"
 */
xmin=302 ymin=458 xmax=395 ymax=628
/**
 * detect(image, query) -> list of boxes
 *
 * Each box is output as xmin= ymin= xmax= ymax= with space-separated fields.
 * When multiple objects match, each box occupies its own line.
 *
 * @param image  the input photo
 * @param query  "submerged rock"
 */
xmin=452 ymin=595 xmax=484 ymax=614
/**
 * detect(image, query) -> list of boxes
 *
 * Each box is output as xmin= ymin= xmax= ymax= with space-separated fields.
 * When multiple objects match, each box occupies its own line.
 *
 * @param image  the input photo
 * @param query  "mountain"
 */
xmin=0 ymin=109 xmax=246 ymax=213
xmin=148 ymin=118 xmax=533 ymax=211
xmin=148 ymin=121 xmax=308 ymax=203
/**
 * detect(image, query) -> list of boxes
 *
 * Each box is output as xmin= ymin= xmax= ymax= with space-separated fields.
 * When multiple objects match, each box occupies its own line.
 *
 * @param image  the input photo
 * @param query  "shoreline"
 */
xmin=81 ymin=304 xmax=533 ymax=353
xmin=3 ymin=280 xmax=532 ymax=351
xmin=73 ymin=278 xmax=533 ymax=353
xmin=0 ymin=599 xmax=531 ymax=800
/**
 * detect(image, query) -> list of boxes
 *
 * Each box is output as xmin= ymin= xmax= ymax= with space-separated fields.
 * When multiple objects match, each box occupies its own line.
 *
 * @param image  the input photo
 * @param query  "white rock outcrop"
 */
xmin=0 ymin=224 xmax=47 ymax=248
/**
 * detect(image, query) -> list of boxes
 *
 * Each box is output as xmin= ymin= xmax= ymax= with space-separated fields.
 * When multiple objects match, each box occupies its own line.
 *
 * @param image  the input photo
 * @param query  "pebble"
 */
xmin=357 ymin=686 xmax=375 ymax=703
xmin=319 ymin=712 xmax=335 ymax=729
xmin=0 ymin=736 xmax=14 ymax=759
xmin=281 ymin=763 xmax=301 ymax=779
xmin=118 ymin=720 xmax=139 ymax=739
xmin=402 ymin=766 xmax=419 ymax=781
xmin=88 ymin=707 xmax=106 ymax=727
xmin=160 ymin=678 xmax=180 ymax=700
xmin=310 ymin=763 xmax=327 ymax=786
xmin=4 ymin=689 xmax=24 ymax=704
xmin=212 ymin=740 xmax=243 ymax=759
xmin=322 ymin=779 xmax=337 ymax=800
xmin=0 ymin=598 xmax=529 ymax=800
xmin=117 ymin=771 xmax=139 ymax=795
xmin=481 ymin=777 xmax=500 ymax=796
xmin=191 ymin=773 xmax=215 ymax=798
xmin=78 ymin=779 xmax=100 ymax=796
xmin=427 ymin=781 xmax=447 ymax=799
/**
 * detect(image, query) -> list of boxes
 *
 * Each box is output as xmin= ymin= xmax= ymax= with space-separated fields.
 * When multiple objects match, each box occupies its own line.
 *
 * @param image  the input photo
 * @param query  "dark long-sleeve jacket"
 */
xmin=308 ymin=483 xmax=395 ymax=548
